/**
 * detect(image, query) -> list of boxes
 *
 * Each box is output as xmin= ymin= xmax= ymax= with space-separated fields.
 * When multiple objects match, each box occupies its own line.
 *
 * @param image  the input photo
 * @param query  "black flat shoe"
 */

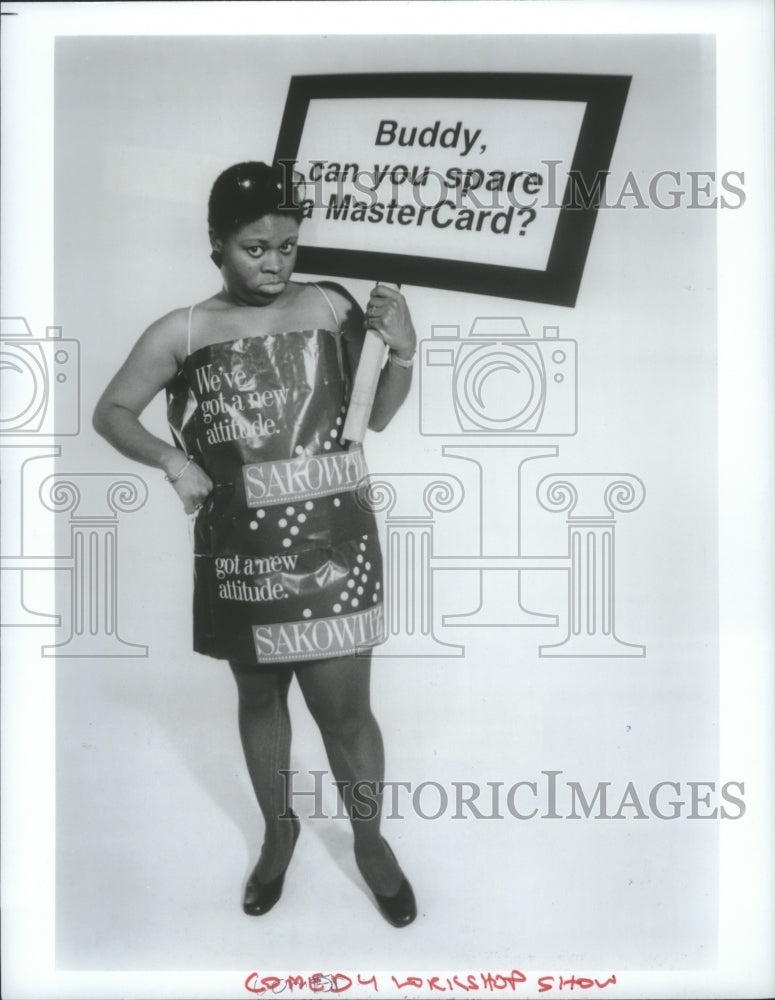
xmin=243 ymin=812 xmax=300 ymax=916
xmin=373 ymin=873 xmax=417 ymax=928
xmin=364 ymin=838 xmax=417 ymax=928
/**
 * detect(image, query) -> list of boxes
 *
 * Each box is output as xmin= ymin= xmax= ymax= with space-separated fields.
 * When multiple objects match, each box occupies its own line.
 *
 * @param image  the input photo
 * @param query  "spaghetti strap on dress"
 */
xmin=311 ymin=283 xmax=340 ymax=329
xmin=186 ymin=302 xmax=196 ymax=357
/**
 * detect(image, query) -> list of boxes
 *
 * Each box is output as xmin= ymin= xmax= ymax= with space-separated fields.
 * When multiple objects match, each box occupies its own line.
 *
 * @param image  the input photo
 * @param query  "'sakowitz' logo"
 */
xmin=242 ymin=447 xmax=368 ymax=506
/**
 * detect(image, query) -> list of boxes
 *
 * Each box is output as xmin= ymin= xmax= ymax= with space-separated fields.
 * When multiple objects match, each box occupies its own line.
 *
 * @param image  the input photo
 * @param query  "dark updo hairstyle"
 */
xmin=208 ymin=161 xmax=305 ymax=267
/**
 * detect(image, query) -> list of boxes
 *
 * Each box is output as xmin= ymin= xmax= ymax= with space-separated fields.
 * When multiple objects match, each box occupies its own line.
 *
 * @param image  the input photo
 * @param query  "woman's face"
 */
xmin=213 ymin=214 xmax=300 ymax=305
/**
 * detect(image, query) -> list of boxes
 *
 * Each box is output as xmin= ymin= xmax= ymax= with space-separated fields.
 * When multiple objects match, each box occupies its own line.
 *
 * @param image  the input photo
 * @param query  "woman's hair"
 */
xmin=208 ymin=161 xmax=305 ymax=241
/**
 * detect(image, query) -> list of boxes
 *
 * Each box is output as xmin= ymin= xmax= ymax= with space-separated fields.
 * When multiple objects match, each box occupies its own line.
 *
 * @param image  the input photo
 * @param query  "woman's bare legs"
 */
xmin=295 ymin=653 xmax=404 ymax=896
xmin=229 ymin=660 xmax=297 ymax=883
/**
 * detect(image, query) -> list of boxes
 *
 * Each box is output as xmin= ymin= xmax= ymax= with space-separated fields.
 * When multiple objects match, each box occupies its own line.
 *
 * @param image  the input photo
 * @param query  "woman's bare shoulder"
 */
xmin=317 ymin=281 xmax=363 ymax=337
xmin=139 ymin=298 xmax=218 ymax=365
xmin=143 ymin=305 xmax=195 ymax=336
xmin=314 ymin=281 xmax=360 ymax=313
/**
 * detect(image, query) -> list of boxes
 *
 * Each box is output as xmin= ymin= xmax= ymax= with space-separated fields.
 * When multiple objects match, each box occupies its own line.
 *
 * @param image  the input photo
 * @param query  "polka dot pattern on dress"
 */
xmin=240 ymin=477 xmax=381 ymax=624
xmin=269 ymin=502 xmax=319 ymax=551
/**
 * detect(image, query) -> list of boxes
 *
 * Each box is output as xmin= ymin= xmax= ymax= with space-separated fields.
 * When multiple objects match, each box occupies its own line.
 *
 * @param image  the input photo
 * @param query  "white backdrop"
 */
xmin=54 ymin=27 xmax=717 ymax=965
xmin=2 ymin=4 xmax=773 ymax=1000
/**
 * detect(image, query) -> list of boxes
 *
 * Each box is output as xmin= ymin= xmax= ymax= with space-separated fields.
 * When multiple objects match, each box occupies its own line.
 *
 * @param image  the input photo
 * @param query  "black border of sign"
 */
xmin=273 ymin=72 xmax=631 ymax=307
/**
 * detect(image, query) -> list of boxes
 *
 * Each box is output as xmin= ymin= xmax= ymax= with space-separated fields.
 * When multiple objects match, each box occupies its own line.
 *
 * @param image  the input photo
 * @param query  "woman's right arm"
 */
xmin=92 ymin=310 xmax=212 ymax=511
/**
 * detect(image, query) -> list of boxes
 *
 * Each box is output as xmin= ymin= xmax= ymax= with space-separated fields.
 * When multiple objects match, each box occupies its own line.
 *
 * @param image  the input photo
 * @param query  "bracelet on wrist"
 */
xmin=388 ymin=350 xmax=415 ymax=369
xmin=164 ymin=455 xmax=194 ymax=483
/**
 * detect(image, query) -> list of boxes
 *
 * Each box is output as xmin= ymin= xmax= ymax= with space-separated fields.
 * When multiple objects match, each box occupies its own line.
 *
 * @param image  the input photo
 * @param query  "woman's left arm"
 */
xmin=336 ymin=283 xmax=417 ymax=432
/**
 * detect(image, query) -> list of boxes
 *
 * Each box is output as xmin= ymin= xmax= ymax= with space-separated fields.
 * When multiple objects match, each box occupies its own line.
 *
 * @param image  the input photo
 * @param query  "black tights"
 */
xmin=229 ymin=654 xmax=402 ymax=895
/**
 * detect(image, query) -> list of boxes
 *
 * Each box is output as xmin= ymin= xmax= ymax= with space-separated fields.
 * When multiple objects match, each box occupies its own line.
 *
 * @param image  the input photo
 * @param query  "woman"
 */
xmin=93 ymin=161 xmax=417 ymax=926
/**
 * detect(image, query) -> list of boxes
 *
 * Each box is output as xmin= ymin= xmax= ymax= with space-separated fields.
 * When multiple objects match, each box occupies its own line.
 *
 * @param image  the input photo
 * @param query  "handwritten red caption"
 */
xmin=244 ymin=970 xmax=617 ymax=994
